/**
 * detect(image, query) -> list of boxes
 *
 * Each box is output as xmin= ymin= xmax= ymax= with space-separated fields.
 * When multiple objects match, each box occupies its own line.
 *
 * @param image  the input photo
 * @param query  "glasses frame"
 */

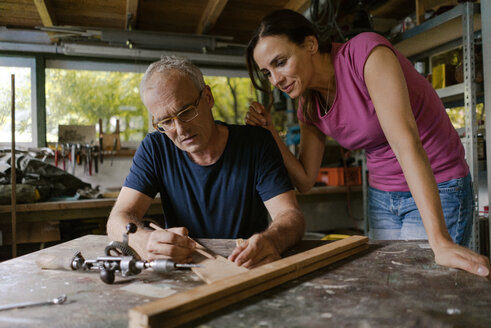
xmin=152 ymin=89 xmax=203 ymax=133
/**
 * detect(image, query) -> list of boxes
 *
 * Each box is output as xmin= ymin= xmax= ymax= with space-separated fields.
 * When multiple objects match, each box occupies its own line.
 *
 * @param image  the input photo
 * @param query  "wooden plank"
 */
xmin=284 ymin=0 xmax=310 ymax=12
xmin=0 ymin=197 xmax=161 ymax=213
xmin=149 ymin=223 xmax=248 ymax=283
xmin=125 ymin=0 xmax=139 ymax=30
xmin=128 ymin=235 xmax=368 ymax=328
xmin=33 ymin=0 xmax=56 ymax=26
xmin=195 ymin=0 xmax=228 ymax=34
xmin=11 ymin=74 xmax=16 ymax=258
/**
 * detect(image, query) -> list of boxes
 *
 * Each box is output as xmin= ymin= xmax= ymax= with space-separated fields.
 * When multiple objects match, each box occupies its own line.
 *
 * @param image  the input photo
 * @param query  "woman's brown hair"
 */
xmin=246 ymin=9 xmax=332 ymax=122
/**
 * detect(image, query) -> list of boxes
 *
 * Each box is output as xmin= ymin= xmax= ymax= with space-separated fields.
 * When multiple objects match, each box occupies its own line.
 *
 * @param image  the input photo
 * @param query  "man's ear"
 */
xmin=204 ymin=85 xmax=214 ymax=108
xmin=305 ymin=35 xmax=318 ymax=54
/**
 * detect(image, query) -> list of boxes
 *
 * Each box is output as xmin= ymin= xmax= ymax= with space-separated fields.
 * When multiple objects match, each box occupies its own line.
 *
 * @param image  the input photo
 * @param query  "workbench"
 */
xmin=0 ymin=235 xmax=489 ymax=327
xmin=0 ymin=198 xmax=163 ymax=224
xmin=0 ymin=186 xmax=361 ymax=224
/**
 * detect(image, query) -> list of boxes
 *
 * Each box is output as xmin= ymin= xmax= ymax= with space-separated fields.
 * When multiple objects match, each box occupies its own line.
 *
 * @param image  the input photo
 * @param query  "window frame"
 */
xmin=0 ymin=56 xmax=37 ymax=147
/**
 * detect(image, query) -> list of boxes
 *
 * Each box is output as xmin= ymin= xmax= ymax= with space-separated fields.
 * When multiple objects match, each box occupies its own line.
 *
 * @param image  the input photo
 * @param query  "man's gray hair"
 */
xmin=140 ymin=56 xmax=205 ymax=100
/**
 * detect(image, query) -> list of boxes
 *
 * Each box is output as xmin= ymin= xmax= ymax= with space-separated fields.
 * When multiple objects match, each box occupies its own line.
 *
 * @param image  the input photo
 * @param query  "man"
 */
xmin=107 ymin=56 xmax=305 ymax=268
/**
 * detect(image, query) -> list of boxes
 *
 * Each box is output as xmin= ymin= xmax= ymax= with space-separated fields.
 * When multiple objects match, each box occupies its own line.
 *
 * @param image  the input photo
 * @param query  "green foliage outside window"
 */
xmin=205 ymin=76 xmax=256 ymax=125
xmin=45 ymin=70 xmax=262 ymax=144
xmin=46 ymin=69 xmax=147 ymax=142
xmin=3 ymin=66 xmax=287 ymax=146
xmin=0 ymin=66 xmax=32 ymax=143
xmin=446 ymin=103 xmax=485 ymax=129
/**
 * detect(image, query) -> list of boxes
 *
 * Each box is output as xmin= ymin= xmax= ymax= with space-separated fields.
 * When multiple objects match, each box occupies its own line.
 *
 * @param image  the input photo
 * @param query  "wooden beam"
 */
xmin=284 ymin=0 xmax=310 ymax=13
xmin=11 ymin=74 xmax=17 ymax=259
xmin=128 ymin=235 xmax=368 ymax=328
xmin=33 ymin=0 xmax=56 ymax=26
xmin=126 ymin=0 xmax=139 ymax=30
xmin=196 ymin=0 xmax=228 ymax=34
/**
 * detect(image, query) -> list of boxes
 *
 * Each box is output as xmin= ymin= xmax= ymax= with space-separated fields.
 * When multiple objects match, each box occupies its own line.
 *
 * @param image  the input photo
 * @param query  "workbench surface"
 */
xmin=0 ymin=235 xmax=489 ymax=328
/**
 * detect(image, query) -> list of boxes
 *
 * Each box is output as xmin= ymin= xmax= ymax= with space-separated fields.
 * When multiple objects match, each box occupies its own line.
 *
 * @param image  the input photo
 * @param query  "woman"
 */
xmin=245 ymin=9 xmax=490 ymax=277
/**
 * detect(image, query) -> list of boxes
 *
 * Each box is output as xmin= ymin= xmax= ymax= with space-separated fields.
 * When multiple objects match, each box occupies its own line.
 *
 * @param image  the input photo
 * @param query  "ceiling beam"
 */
xmin=284 ymin=0 xmax=310 ymax=13
xmin=196 ymin=0 xmax=228 ymax=34
xmin=125 ymin=0 xmax=139 ymax=30
xmin=33 ymin=0 xmax=56 ymax=26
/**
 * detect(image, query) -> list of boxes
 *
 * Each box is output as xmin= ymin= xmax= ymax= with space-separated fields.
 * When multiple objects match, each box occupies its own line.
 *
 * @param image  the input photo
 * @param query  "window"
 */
xmin=45 ymin=61 xmax=257 ymax=146
xmin=45 ymin=68 xmax=147 ymax=144
xmin=0 ymin=57 xmax=35 ymax=145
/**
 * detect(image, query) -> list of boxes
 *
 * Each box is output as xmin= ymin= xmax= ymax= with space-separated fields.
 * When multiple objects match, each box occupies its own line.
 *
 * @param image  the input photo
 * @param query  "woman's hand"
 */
xmin=245 ymin=101 xmax=274 ymax=132
xmin=433 ymin=241 xmax=490 ymax=278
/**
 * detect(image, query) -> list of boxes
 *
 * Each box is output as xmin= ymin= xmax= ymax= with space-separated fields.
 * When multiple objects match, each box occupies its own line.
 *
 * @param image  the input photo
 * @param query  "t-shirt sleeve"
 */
xmin=123 ymin=135 xmax=159 ymax=198
xmin=255 ymin=129 xmax=294 ymax=201
xmin=346 ymin=32 xmax=395 ymax=83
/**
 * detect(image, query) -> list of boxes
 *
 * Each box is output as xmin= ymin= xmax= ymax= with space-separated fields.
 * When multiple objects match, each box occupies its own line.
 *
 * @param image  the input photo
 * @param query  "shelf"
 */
xmin=393 ymin=3 xmax=481 ymax=57
xmin=435 ymin=82 xmax=483 ymax=104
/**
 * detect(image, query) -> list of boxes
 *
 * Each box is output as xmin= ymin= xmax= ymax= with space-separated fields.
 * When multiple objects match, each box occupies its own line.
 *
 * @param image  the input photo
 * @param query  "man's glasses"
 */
xmin=152 ymin=89 xmax=203 ymax=133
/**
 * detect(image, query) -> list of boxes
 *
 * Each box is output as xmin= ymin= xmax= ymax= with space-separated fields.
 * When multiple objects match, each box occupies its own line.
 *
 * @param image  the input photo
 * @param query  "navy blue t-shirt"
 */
xmin=123 ymin=122 xmax=293 ymax=238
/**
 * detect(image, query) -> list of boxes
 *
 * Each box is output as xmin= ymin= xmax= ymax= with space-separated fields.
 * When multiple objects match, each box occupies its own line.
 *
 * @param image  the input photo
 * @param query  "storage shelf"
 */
xmin=435 ymin=82 xmax=483 ymax=104
xmin=393 ymin=3 xmax=481 ymax=57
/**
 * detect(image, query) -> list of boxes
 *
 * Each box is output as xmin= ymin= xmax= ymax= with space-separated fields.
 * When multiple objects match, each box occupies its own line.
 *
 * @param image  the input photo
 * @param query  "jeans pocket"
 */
xmin=437 ymin=178 xmax=462 ymax=193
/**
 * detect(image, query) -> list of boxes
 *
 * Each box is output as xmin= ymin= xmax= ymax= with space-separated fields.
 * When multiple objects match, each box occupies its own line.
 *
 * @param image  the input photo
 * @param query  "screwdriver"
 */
xmin=0 ymin=295 xmax=67 ymax=311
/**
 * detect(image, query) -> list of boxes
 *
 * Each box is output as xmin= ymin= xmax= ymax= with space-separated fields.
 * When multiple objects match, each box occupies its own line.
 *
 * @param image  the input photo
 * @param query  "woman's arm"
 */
xmin=364 ymin=45 xmax=490 ymax=277
xmin=247 ymin=102 xmax=325 ymax=192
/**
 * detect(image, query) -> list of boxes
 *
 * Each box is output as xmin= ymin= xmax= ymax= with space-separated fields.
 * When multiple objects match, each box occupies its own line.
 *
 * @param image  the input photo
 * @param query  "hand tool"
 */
xmin=93 ymin=145 xmax=99 ymax=173
xmin=37 ymin=223 xmax=200 ymax=284
xmin=86 ymin=143 xmax=92 ymax=175
xmin=76 ymin=144 xmax=81 ymax=165
xmin=0 ymin=295 xmax=67 ymax=311
xmin=99 ymin=118 xmax=104 ymax=164
xmin=61 ymin=144 xmax=66 ymax=171
xmin=70 ymin=252 xmax=200 ymax=284
xmin=54 ymin=142 xmax=59 ymax=167
xmin=71 ymin=144 xmax=76 ymax=175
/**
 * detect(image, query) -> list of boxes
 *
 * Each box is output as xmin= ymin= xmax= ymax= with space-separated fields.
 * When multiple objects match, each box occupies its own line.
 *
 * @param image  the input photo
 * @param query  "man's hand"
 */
xmin=145 ymin=227 xmax=196 ymax=263
xmin=433 ymin=241 xmax=490 ymax=278
xmin=228 ymin=233 xmax=281 ymax=268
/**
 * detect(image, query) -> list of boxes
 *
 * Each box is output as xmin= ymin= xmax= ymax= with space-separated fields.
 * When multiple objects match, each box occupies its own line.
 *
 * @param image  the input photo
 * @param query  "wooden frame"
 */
xmin=129 ymin=235 xmax=368 ymax=328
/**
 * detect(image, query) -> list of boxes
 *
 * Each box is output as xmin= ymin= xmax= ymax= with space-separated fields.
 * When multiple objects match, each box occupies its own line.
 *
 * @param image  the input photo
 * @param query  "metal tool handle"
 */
xmin=0 ymin=295 xmax=67 ymax=311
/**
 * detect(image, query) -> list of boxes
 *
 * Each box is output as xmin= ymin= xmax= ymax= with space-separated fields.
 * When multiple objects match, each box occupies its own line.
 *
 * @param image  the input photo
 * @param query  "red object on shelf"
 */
xmin=316 ymin=167 xmax=362 ymax=186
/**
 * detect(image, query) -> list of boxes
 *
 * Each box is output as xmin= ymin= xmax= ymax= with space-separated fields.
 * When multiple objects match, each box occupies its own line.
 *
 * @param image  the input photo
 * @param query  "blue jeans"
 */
xmin=368 ymin=174 xmax=473 ymax=246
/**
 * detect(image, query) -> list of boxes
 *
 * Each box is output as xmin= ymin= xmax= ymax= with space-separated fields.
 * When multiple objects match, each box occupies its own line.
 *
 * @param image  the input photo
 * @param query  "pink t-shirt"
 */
xmin=298 ymin=32 xmax=468 ymax=192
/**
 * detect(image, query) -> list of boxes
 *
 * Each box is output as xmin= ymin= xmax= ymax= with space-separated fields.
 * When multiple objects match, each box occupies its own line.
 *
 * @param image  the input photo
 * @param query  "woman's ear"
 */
xmin=305 ymin=35 xmax=318 ymax=55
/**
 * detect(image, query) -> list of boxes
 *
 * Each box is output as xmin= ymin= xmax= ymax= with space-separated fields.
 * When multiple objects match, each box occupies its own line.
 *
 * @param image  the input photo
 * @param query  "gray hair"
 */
xmin=140 ymin=56 xmax=205 ymax=101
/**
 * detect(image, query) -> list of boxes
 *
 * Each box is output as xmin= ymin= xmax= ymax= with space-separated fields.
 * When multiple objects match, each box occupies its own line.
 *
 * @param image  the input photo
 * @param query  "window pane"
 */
xmin=45 ymin=69 xmax=147 ymax=143
xmin=204 ymin=76 xmax=256 ymax=125
xmin=0 ymin=66 xmax=32 ymax=143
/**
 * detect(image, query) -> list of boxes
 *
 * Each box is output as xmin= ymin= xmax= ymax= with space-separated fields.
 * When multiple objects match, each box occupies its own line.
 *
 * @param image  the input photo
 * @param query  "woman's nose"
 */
xmin=270 ymin=71 xmax=283 ymax=87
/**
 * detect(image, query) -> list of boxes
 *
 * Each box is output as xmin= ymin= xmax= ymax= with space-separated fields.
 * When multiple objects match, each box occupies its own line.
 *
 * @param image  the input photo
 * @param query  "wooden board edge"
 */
xmin=162 ymin=244 xmax=369 ymax=327
xmin=128 ymin=236 xmax=368 ymax=327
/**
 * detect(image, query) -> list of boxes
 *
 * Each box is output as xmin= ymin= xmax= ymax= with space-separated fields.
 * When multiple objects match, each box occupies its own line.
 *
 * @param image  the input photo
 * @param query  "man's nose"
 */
xmin=174 ymin=118 xmax=187 ymax=134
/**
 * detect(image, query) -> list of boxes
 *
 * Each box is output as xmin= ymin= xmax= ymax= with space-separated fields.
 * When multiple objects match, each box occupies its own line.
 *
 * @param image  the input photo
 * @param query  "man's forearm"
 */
xmin=262 ymin=208 xmax=305 ymax=254
xmin=107 ymin=209 xmax=151 ymax=259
